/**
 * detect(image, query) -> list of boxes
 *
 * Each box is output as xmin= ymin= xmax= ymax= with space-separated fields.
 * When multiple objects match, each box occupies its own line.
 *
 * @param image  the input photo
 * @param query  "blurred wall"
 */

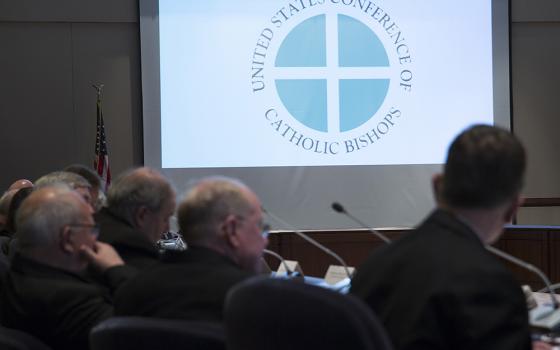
xmin=511 ymin=1 xmax=560 ymax=224
xmin=0 ymin=0 xmax=142 ymax=188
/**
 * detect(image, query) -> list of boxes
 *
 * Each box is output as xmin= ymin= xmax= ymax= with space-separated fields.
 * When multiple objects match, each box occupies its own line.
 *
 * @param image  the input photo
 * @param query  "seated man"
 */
xmin=1 ymin=179 xmax=32 ymax=233
xmin=0 ymin=185 xmax=130 ymax=350
xmin=35 ymin=171 xmax=93 ymax=208
xmin=96 ymin=167 xmax=176 ymax=269
xmin=64 ymin=163 xmax=104 ymax=211
xmin=351 ymin=125 xmax=531 ymax=350
xmin=115 ymin=176 xmax=268 ymax=322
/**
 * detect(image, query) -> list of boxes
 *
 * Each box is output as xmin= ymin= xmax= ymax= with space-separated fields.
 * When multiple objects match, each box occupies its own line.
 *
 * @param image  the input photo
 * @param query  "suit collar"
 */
xmin=428 ymin=209 xmax=485 ymax=246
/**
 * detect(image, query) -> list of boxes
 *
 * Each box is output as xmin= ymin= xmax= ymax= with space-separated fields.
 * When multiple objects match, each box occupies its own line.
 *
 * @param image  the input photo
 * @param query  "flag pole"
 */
xmin=92 ymin=83 xmax=104 ymax=101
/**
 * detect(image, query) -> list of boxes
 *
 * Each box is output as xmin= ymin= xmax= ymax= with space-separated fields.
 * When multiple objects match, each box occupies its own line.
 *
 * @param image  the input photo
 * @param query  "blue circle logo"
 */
xmin=250 ymin=2 xmax=412 ymax=157
xmin=274 ymin=14 xmax=390 ymax=133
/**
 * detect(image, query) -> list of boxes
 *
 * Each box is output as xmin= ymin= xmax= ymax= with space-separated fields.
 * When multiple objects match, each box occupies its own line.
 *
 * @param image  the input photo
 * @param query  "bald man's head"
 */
xmin=8 ymin=179 xmax=33 ymax=191
xmin=17 ymin=185 xmax=92 ymax=248
xmin=0 ymin=189 xmax=18 ymax=228
xmin=178 ymin=176 xmax=268 ymax=272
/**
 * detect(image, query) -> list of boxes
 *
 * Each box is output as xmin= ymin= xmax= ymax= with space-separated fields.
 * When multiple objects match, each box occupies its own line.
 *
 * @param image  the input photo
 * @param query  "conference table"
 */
xmin=531 ymin=292 xmax=560 ymax=347
xmin=265 ymin=225 xmax=560 ymax=291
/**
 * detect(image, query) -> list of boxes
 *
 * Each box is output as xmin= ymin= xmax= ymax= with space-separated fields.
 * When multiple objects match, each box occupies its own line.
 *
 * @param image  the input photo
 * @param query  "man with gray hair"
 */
xmin=0 ymin=185 xmax=130 ymax=350
xmin=114 ymin=176 xmax=268 ymax=322
xmin=35 ymin=171 xmax=93 ymax=208
xmin=64 ymin=164 xmax=104 ymax=210
xmin=95 ymin=167 xmax=176 ymax=269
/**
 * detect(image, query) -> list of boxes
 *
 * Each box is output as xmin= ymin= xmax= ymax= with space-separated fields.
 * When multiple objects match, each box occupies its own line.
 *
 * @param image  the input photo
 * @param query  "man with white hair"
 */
xmin=0 ymin=185 xmax=130 ymax=350
xmin=95 ymin=167 xmax=176 ymax=269
xmin=114 ymin=176 xmax=268 ymax=322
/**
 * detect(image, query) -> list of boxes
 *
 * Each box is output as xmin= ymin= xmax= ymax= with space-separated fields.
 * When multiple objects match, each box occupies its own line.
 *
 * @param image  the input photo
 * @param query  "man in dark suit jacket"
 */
xmin=0 ymin=185 xmax=130 ymax=350
xmin=115 ymin=177 xmax=268 ymax=322
xmin=351 ymin=125 xmax=532 ymax=350
xmin=96 ymin=167 xmax=176 ymax=270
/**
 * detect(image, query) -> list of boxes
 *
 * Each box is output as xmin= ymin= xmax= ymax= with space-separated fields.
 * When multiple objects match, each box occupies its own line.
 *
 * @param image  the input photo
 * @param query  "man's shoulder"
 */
xmin=4 ymin=265 xmax=106 ymax=301
xmin=117 ymin=249 xmax=253 ymax=296
xmin=2 ymin=266 xmax=113 ymax=350
xmin=351 ymin=210 xmax=504 ymax=294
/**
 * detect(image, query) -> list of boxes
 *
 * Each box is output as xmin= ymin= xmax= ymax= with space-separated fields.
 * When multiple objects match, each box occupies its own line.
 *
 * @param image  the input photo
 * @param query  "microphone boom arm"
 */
xmin=264 ymin=208 xmax=353 ymax=280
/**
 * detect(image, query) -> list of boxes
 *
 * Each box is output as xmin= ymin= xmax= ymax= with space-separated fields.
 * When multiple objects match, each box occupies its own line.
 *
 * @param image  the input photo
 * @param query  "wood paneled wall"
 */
xmin=266 ymin=226 xmax=559 ymax=291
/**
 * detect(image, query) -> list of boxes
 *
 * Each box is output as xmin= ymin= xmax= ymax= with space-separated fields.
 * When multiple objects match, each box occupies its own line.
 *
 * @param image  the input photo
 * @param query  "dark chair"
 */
xmin=89 ymin=317 xmax=225 ymax=350
xmin=0 ymin=326 xmax=52 ymax=350
xmin=225 ymin=277 xmax=394 ymax=350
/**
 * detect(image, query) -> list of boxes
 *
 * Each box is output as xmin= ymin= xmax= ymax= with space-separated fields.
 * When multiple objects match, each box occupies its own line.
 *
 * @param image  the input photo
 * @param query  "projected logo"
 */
xmin=251 ymin=2 xmax=413 ymax=155
xmin=275 ymin=14 xmax=389 ymax=133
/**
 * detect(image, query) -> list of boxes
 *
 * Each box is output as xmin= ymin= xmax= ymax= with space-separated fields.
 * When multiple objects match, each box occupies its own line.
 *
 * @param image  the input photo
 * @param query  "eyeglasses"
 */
xmin=261 ymin=223 xmax=271 ymax=239
xmin=236 ymin=216 xmax=271 ymax=238
xmin=67 ymin=223 xmax=100 ymax=237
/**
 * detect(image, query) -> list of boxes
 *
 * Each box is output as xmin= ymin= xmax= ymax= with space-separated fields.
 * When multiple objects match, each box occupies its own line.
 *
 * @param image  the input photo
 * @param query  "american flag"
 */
xmin=94 ymin=95 xmax=111 ymax=191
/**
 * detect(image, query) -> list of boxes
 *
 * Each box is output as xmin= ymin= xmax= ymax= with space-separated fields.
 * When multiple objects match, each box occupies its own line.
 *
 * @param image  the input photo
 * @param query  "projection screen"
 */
xmin=140 ymin=0 xmax=511 ymax=230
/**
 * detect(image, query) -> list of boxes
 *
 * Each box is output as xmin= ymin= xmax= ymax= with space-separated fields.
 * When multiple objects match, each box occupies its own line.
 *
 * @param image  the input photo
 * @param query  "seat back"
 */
xmin=0 ymin=326 xmax=52 ymax=350
xmin=89 ymin=317 xmax=225 ymax=350
xmin=225 ymin=277 xmax=393 ymax=350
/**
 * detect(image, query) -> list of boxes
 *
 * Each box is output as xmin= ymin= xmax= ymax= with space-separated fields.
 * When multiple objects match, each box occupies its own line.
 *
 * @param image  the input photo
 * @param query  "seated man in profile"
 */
xmin=351 ymin=125 xmax=532 ymax=350
xmin=0 ymin=185 xmax=130 ymax=350
xmin=95 ymin=167 xmax=176 ymax=269
xmin=64 ymin=163 xmax=104 ymax=211
xmin=115 ymin=176 xmax=268 ymax=322
xmin=35 ymin=171 xmax=94 ymax=208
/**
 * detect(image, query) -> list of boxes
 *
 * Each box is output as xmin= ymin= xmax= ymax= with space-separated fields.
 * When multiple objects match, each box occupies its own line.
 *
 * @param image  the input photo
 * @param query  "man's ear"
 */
xmin=504 ymin=195 xmax=524 ymax=223
xmin=134 ymin=206 xmax=150 ymax=228
xmin=59 ymin=226 xmax=75 ymax=254
xmin=222 ymin=214 xmax=241 ymax=248
xmin=432 ymin=173 xmax=444 ymax=205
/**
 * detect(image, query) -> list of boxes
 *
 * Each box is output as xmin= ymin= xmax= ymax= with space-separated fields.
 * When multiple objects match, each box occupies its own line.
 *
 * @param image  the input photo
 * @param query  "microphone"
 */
xmin=331 ymin=202 xmax=391 ymax=244
xmin=157 ymin=231 xmax=187 ymax=251
xmin=262 ymin=249 xmax=303 ymax=278
xmin=263 ymin=208 xmax=353 ymax=280
xmin=485 ymin=245 xmax=560 ymax=330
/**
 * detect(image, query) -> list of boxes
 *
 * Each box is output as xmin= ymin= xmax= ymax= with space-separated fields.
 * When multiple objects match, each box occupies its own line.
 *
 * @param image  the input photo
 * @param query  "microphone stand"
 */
xmin=486 ymin=245 xmax=560 ymax=330
xmin=263 ymin=249 xmax=302 ymax=277
xmin=263 ymin=208 xmax=353 ymax=280
xmin=331 ymin=202 xmax=391 ymax=243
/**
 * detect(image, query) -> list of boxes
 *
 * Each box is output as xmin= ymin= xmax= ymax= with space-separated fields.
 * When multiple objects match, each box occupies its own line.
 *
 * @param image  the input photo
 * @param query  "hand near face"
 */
xmin=80 ymin=241 xmax=124 ymax=271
